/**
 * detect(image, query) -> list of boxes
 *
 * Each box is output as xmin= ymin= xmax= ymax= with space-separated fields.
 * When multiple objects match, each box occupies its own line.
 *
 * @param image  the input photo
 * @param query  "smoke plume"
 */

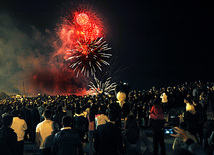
xmin=0 ymin=13 xmax=87 ymax=96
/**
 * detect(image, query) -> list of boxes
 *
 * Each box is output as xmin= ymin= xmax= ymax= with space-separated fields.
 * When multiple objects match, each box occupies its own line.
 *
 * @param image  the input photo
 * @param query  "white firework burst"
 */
xmin=66 ymin=37 xmax=112 ymax=77
xmin=87 ymin=77 xmax=117 ymax=95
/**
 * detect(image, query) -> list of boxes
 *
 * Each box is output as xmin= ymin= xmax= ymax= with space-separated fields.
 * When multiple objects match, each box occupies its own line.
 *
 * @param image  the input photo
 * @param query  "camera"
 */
xmin=164 ymin=128 xmax=175 ymax=135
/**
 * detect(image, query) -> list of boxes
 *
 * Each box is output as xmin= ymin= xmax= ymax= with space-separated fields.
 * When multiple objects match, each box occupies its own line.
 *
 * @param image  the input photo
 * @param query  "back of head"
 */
xmin=11 ymin=110 xmax=20 ymax=117
xmin=98 ymin=105 xmax=106 ymax=115
xmin=57 ymin=106 xmax=62 ymax=113
xmin=153 ymin=98 xmax=161 ymax=105
xmin=2 ymin=113 xmax=13 ymax=127
xmin=75 ymin=107 xmax=82 ymax=115
xmin=62 ymin=116 xmax=72 ymax=127
xmin=126 ymin=115 xmax=139 ymax=132
xmin=108 ymin=109 xmax=118 ymax=122
xmin=43 ymin=109 xmax=52 ymax=119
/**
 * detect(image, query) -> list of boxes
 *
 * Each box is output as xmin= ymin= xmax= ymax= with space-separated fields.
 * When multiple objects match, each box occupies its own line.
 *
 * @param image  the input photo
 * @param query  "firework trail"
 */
xmin=58 ymin=9 xmax=112 ymax=77
xmin=87 ymin=76 xmax=117 ymax=95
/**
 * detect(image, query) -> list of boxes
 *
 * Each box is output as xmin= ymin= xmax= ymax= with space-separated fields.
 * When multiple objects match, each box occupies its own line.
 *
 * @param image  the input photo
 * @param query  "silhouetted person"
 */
xmin=51 ymin=116 xmax=83 ymax=155
xmin=95 ymin=107 xmax=124 ymax=155
xmin=53 ymin=106 xmax=66 ymax=129
xmin=0 ymin=113 xmax=18 ymax=155
xmin=31 ymin=104 xmax=40 ymax=143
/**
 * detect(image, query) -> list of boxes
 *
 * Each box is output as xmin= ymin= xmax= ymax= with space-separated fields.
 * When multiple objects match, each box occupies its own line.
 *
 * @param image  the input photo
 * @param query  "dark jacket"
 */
xmin=53 ymin=112 xmax=67 ymax=129
xmin=51 ymin=128 xmax=83 ymax=155
xmin=73 ymin=115 xmax=89 ymax=141
xmin=0 ymin=126 xmax=18 ymax=155
xmin=184 ymin=111 xmax=199 ymax=135
xmin=95 ymin=122 xmax=124 ymax=155
xmin=203 ymin=119 xmax=214 ymax=149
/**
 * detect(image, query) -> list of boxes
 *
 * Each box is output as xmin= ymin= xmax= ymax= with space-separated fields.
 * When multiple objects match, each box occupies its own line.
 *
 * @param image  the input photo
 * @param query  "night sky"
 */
xmin=1 ymin=0 xmax=214 ymax=93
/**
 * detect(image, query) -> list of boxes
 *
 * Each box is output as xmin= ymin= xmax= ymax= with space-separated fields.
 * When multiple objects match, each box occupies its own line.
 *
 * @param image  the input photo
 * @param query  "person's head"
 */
xmin=11 ymin=110 xmax=20 ymax=117
xmin=184 ymin=97 xmax=193 ymax=105
xmin=75 ymin=107 xmax=82 ymax=114
xmin=126 ymin=115 xmax=138 ymax=130
xmin=108 ymin=109 xmax=118 ymax=122
xmin=62 ymin=116 xmax=72 ymax=127
xmin=2 ymin=113 xmax=13 ymax=127
xmin=98 ymin=105 xmax=106 ymax=115
xmin=43 ymin=109 xmax=52 ymax=119
xmin=153 ymin=98 xmax=161 ymax=105
xmin=57 ymin=106 xmax=62 ymax=113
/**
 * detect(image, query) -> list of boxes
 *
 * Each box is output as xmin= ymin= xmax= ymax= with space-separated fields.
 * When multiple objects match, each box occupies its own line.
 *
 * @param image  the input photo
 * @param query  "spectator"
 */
xmin=124 ymin=114 xmax=141 ymax=155
xmin=95 ymin=106 xmax=109 ymax=129
xmin=172 ymin=122 xmax=197 ymax=150
xmin=51 ymin=116 xmax=83 ymax=155
xmin=36 ymin=109 xmax=59 ymax=155
xmin=160 ymin=92 xmax=168 ymax=113
xmin=73 ymin=107 xmax=89 ymax=142
xmin=53 ymin=106 xmax=67 ymax=129
xmin=87 ymin=107 xmax=95 ymax=155
xmin=207 ymin=87 xmax=214 ymax=114
xmin=171 ymin=127 xmax=207 ymax=155
xmin=11 ymin=110 xmax=28 ymax=155
xmin=183 ymin=98 xmax=200 ymax=143
xmin=30 ymin=104 xmax=40 ymax=143
xmin=25 ymin=105 xmax=32 ymax=141
xmin=149 ymin=98 xmax=166 ymax=155
xmin=0 ymin=113 xmax=18 ymax=155
xmin=202 ymin=112 xmax=214 ymax=155
xmin=94 ymin=107 xmax=124 ymax=155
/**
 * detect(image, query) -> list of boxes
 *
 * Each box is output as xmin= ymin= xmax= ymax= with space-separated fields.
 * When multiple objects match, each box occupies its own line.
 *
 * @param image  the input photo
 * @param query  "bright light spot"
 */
xmin=76 ymin=13 xmax=89 ymax=25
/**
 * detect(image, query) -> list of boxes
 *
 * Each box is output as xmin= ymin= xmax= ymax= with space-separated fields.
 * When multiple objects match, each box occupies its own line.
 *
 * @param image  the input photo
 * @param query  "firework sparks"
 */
xmin=58 ymin=7 xmax=112 ymax=77
xmin=88 ymin=77 xmax=117 ymax=95
xmin=66 ymin=37 xmax=111 ymax=77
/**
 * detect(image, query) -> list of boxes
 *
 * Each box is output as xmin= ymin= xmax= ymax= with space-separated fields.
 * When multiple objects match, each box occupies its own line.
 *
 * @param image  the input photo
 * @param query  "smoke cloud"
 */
xmin=0 ymin=13 xmax=87 ymax=96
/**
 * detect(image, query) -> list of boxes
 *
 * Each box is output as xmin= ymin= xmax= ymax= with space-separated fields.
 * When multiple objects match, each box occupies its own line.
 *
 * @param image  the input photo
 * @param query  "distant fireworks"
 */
xmin=59 ymin=8 xmax=112 ymax=77
xmin=88 ymin=77 xmax=117 ymax=95
xmin=66 ymin=37 xmax=112 ymax=77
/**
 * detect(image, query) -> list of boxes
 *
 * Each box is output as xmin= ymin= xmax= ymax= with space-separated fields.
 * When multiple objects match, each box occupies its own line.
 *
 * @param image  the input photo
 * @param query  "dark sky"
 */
xmin=1 ymin=0 xmax=214 ymax=91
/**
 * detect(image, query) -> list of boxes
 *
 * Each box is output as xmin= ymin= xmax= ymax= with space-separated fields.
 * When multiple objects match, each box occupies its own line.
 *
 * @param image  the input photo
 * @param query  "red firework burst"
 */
xmin=58 ymin=7 xmax=111 ymax=77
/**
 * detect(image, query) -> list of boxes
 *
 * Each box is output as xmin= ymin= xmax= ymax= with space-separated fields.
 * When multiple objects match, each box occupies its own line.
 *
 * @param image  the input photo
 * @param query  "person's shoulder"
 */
xmin=19 ymin=118 xmax=26 ymax=123
xmin=36 ymin=121 xmax=43 ymax=128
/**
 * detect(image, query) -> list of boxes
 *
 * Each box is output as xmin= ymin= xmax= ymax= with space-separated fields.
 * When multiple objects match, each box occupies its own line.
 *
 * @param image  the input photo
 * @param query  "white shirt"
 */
xmin=11 ymin=117 xmax=27 ymax=141
xmin=95 ymin=114 xmax=109 ymax=129
xmin=36 ymin=119 xmax=59 ymax=149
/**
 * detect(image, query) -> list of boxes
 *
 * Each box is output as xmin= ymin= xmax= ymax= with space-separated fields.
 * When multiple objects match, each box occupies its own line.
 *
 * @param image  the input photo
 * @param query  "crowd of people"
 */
xmin=0 ymin=81 xmax=213 ymax=155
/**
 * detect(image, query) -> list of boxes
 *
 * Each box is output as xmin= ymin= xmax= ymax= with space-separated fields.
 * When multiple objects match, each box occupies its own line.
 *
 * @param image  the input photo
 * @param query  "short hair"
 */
xmin=43 ymin=109 xmax=52 ymax=119
xmin=62 ymin=116 xmax=72 ymax=127
xmin=98 ymin=106 xmax=106 ymax=114
xmin=2 ymin=113 xmax=13 ymax=127
xmin=153 ymin=98 xmax=161 ymax=105
xmin=75 ymin=107 xmax=82 ymax=114
xmin=108 ymin=109 xmax=118 ymax=122
xmin=11 ymin=110 xmax=20 ymax=117
xmin=57 ymin=106 xmax=62 ymax=112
